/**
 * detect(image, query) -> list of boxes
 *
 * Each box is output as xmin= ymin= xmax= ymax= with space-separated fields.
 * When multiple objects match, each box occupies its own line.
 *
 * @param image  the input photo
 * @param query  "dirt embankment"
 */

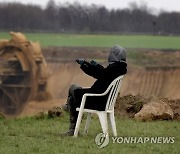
xmin=122 ymin=65 xmax=180 ymax=99
xmin=46 ymin=62 xmax=180 ymax=100
xmin=21 ymin=47 xmax=180 ymax=116
xmin=43 ymin=47 xmax=180 ymax=99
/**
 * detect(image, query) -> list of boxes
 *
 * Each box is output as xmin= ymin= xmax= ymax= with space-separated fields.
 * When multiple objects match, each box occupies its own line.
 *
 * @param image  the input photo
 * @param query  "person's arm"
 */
xmin=81 ymin=62 xmax=105 ymax=79
xmin=78 ymin=60 xmax=105 ymax=79
xmin=85 ymin=62 xmax=127 ymax=80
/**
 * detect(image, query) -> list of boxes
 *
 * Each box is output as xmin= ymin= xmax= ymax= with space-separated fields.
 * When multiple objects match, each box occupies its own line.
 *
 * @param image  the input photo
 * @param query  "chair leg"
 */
xmin=108 ymin=112 xmax=117 ymax=136
xmin=98 ymin=112 xmax=108 ymax=134
xmin=74 ymin=111 xmax=83 ymax=137
xmin=84 ymin=113 xmax=92 ymax=134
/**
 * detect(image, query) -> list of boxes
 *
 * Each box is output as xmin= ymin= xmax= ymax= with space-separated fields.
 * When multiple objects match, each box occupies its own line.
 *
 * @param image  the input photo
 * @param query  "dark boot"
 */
xmin=64 ymin=122 xmax=76 ymax=136
xmin=63 ymin=84 xmax=81 ymax=136
xmin=63 ymin=96 xmax=78 ymax=136
xmin=64 ymin=117 xmax=76 ymax=136
xmin=64 ymin=129 xmax=74 ymax=136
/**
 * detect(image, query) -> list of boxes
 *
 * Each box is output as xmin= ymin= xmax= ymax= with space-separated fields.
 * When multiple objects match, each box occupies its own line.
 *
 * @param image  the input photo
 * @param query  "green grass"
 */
xmin=1 ymin=32 xmax=180 ymax=49
xmin=0 ymin=112 xmax=179 ymax=154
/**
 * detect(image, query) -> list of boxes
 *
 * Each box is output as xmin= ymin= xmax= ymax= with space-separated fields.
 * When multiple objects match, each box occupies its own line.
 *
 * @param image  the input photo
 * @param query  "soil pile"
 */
xmin=115 ymin=94 xmax=180 ymax=120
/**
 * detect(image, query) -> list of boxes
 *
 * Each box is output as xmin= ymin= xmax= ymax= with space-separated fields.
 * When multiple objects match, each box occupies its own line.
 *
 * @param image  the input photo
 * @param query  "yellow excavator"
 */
xmin=0 ymin=32 xmax=49 ymax=115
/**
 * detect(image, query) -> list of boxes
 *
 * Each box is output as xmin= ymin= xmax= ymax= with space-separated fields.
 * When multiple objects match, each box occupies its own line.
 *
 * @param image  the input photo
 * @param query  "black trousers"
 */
xmin=67 ymin=84 xmax=108 ymax=129
xmin=67 ymin=84 xmax=83 ymax=129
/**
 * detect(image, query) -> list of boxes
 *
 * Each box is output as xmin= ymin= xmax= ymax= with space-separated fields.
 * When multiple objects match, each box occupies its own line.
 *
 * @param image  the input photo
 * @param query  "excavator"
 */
xmin=0 ymin=32 xmax=49 ymax=115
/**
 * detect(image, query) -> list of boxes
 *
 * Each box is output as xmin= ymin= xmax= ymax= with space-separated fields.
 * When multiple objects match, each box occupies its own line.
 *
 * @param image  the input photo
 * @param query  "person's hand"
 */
xmin=76 ymin=59 xmax=84 ymax=65
xmin=90 ymin=60 xmax=98 ymax=66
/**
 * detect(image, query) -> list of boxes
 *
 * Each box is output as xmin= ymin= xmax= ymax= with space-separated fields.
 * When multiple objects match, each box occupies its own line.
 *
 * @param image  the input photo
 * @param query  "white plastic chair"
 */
xmin=74 ymin=75 xmax=124 ymax=137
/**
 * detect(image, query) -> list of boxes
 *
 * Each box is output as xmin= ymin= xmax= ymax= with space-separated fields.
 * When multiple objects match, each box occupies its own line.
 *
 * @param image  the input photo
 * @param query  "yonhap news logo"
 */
xmin=95 ymin=133 xmax=109 ymax=148
xmin=111 ymin=136 xmax=175 ymax=144
xmin=95 ymin=133 xmax=175 ymax=148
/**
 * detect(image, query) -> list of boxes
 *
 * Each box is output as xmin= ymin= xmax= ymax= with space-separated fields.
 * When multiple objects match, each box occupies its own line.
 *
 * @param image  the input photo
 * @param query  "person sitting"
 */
xmin=64 ymin=45 xmax=127 ymax=136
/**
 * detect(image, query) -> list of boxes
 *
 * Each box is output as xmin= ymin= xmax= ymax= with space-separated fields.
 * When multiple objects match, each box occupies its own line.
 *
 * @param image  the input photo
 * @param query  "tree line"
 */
xmin=0 ymin=0 xmax=180 ymax=35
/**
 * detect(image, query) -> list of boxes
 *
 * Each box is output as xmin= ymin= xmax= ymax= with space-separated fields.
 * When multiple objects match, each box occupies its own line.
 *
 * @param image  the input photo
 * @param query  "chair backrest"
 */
xmin=105 ymin=75 xmax=124 ymax=111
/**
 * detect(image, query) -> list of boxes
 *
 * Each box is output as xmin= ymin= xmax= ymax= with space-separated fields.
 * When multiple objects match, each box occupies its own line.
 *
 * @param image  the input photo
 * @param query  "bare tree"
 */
xmin=0 ymin=1 xmax=180 ymax=34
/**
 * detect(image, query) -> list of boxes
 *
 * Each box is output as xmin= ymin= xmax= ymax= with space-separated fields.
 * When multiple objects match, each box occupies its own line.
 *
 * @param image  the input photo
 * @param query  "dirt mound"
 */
xmin=162 ymin=98 xmax=180 ymax=120
xmin=115 ymin=94 xmax=180 ymax=120
xmin=20 ymin=99 xmax=63 ymax=117
xmin=115 ymin=94 xmax=148 ymax=118
xmin=134 ymin=100 xmax=174 ymax=121
xmin=47 ymin=107 xmax=62 ymax=118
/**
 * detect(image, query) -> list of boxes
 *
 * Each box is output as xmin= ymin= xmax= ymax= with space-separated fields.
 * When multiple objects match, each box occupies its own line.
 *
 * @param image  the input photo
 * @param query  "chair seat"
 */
xmin=76 ymin=107 xmax=113 ymax=113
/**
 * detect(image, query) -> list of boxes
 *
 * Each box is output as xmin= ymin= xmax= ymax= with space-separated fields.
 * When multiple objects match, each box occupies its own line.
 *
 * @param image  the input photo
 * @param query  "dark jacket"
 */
xmin=74 ymin=61 xmax=127 ymax=110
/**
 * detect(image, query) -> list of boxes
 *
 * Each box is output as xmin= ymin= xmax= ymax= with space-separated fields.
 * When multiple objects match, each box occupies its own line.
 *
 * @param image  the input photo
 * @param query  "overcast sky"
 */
xmin=0 ymin=0 xmax=180 ymax=13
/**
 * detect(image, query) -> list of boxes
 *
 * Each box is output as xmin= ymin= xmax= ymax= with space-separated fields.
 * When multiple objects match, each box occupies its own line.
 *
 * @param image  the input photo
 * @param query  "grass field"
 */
xmin=0 ymin=112 xmax=179 ymax=154
xmin=1 ymin=32 xmax=180 ymax=49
